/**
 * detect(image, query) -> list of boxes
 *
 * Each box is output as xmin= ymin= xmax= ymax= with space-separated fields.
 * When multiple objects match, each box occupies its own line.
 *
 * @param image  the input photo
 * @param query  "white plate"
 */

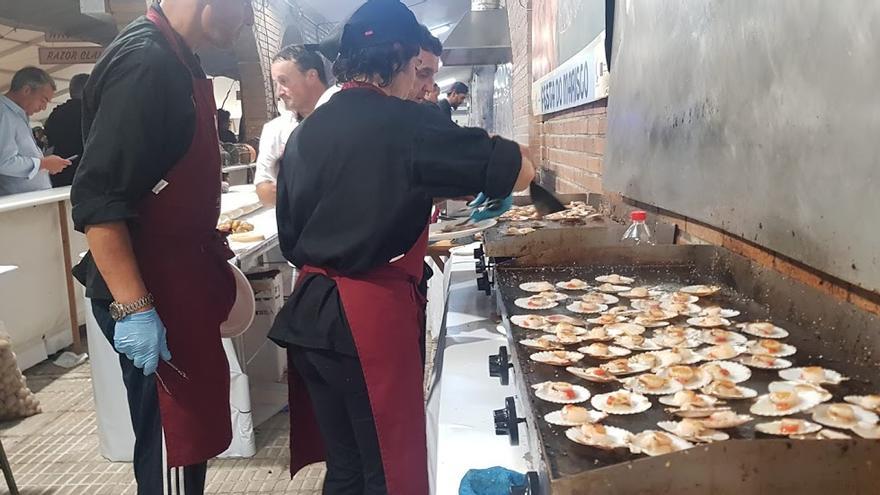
xmin=699 ymin=361 xmax=752 ymax=383
xmin=567 ymin=366 xmax=618 ymax=383
xmin=632 ymin=317 xmax=671 ymax=329
xmin=591 ymin=391 xmax=652 ymax=415
xmin=660 ymin=367 xmax=712 ymax=390
xmin=601 ymin=360 xmax=652 ymax=376
xmin=737 ymin=354 xmax=793 ymax=370
xmin=680 ymin=285 xmax=722 ymax=297
xmin=510 ymin=314 xmax=549 ymax=330
xmin=779 ymin=367 xmax=847 ymax=385
xmin=532 ymin=382 xmax=591 ymax=404
xmin=606 ymin=322 xmax=647 ymax=336
xmin=519 ymin=337 xmax=563 ymax=350
xmin=623 ymin=375 xmax=684 ymax=396
xmin=657 ymin=421 xmax=729 ymax=442
xmin=739 ymin=322 xmax=789 ymax=339
xmin=578 ymin=344 xmax=631 ymax=359
xmin=428 ymin=218 xmax=496 ymax=242
xmin=530 ymin=351 xmax=584 ymax=366
xmin=629 ymin=431 xmax=694 ymax=456
xmin=811 ymin=403 xmax=879 ymax=430
xmin=544 ymin=408 xmax=607 ymax=426
xmin=750 ymin=393 xmax=821 ymax=417
xmin=697 ymin=307 xmax=741 ymax=319
xmin=519 ymin=281 xmax=556 ymax=293
xmin=581 ymin=293 xmax=620 ymax=305
xmin=697 ymin=344 xmax=746 ymax=361
xmin=687 ymin=317 xmax=732 ymax=328
xmin=702 ymin=382 xmax=758 ymax=400
xmin=614 ymin=336 xmax=663 ymax=351
xmin=566 ymin=302 xmax=608 ymax=314
xmin=556 ymin=279 xmax=591 ymax=291
xmin=698 ymin=330 xmax=749 ymax=346
xmin=595 ymin=274 xmax=635 ymax=285
xmin=515 ymin=297 xmax=559 ymax=310
xmin=745 ymin=340 xmax=797 ymax=357
xmin=768 ymin=381 xmax=833 ymax=403
xmin=852 ymin=423 xmax=880 ymax=439
xmin=565 ymin=425 xmax=633 ymax=449
xmin=698 ymin=411 xmax=753 ymax=429
xmin=756 ymin=419 xmax=822 ymax=436
xmin=844 ymin=395 xmax=880 ymax=413
xmin=658 ymin=392 xmax=723 ymax=408
xmin=596 ymin=283 xmax=631 ymax=293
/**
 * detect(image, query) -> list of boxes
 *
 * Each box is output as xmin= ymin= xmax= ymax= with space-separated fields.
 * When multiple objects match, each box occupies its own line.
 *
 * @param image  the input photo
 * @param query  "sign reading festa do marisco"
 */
xmin=532 ymin=30 xmax=608 ymax=115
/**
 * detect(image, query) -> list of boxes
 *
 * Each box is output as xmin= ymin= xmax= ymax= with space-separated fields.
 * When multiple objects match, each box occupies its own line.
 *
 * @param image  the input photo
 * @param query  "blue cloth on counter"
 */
xmin=459 ymin=466 xmax=527 ymax=495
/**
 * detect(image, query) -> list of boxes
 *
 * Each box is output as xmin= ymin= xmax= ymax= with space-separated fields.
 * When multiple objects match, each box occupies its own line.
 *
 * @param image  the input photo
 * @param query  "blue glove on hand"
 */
xmin=114 ymin=308 xmax=172 ymax=376
xmin=469 ymin=195 xmax=513 ymax=223
xmin=468 ymin=193 xmax=488 ymax=208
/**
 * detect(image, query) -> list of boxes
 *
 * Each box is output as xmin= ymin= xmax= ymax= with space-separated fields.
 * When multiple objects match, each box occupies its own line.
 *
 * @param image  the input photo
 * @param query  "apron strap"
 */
xmin=146 ymin=7 xmax=195 ymax=75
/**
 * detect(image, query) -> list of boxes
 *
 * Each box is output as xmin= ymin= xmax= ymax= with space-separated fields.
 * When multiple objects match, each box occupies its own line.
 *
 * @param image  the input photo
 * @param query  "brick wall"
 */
xmin=508 ymin=0 xmax=531 ymax=145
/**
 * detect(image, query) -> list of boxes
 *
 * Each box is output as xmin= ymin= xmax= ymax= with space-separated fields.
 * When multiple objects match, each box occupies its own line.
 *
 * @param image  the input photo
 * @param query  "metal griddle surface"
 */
xmin=495 ymin=259 xmax=879 ymax=483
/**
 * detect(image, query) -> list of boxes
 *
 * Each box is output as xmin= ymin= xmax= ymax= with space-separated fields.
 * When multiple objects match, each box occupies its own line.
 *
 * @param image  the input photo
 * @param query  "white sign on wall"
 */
xmin=532 ymin=31 xmax=608 ymax=116
xmin=38 ymin=47 xmax=103 ymax=65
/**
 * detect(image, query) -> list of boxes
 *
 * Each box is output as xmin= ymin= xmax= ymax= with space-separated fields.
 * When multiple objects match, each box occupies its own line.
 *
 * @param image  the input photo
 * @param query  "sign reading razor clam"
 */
xmin=38 ymin=47 xmax=103 ymax=64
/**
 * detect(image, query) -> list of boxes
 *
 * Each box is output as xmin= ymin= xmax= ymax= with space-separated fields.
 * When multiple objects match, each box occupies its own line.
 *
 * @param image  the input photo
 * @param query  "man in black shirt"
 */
xmin=437 ymin=81 xmax=469 ymax=120
xmin=45 ymin=73 xmax=89 ymax=187
xmin=217 ymin=108 xmax=238 ymax=143
xmin=71 ymin=1 xmax=253 ymax=494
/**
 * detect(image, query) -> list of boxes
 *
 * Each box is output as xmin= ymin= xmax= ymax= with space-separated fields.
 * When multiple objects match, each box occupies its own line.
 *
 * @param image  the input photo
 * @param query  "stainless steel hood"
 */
xmin=441 ymin=8 xmax=512 ymax=67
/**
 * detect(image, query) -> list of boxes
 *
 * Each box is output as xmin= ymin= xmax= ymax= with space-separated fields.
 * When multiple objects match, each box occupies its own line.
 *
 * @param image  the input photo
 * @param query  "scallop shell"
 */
xmin=596 ymin=283 xmax=632 ymax=294
xmin=578 ymin=344 xmax=631 ymax=360
xmin=687 ymin=316 xmax=733 ymax=328
xmin=697 ymin=344 xmax=746 ymax=361
xmin=659 ymin=367 xmax=712 ymax=391
xmin=698 ymin=307 xmax=741 ymax=319
xmin=632 ymin=317 xmax=672 ymax=329
xmin=702 ymin=381 xmax=758 ymax=400
xmin=736 ymin=354 xmax=793 ymax=370
xmin=619 ymin=288 xmax=665 ymax=299
xmin=659 ymin=348 xmax=704 ymax=366
xmin=698 ymin=330 xmax=749 ymax=346
xmin=515 ymin=297 xmax=559 ymax=310
xmin=623 ymin=375 xmax=684 ymax=396
xmin=657 ymin=420 xmax=729 ymax=443
xmin=566 ymin=302 xmax=609 ymax=314
xmin=651 ymin=335 xmax=702 ymax=349
xmin=510 ymin=314 xmax=549 ymax=330
xmin=629 ymin=430 xmax=694 ymax=456
xmin=778 ymin=367 xmax=847 ymax=385
xmin=658 ymin=392 xmax=723 ymax=408
xmin=811 ymin=403 xmax=879 ymax=430
xmin=844 ymin=395 xmax=880 ymax=413
xmin=545 ymin=323 xmax=589 ymax=336
xmin=556 ymin=279 xmax=590 ymax=291
xmin=791 ymin=429 xmax=852 ymax=440
xmin=750 ymin=393 xmax=822 ymax=417
xmin=851 ymin=423 xmax=880 ymax=439
xmin=744 ymin=340 xmax=797 ymax=357
xmin=545 ymin=314 xmax=587 ymax=326
xmin=768 ymin=381 xmax=833 ymax=404
xmin=659 ymin=301 xmax=702 ymax=316
xmin=660 ymin=293 xmax=700 ymax=305
xmin=614 ymin=336 xmax=663 ymax=351
xmin=587 ymin=315 xmax=628 ymax=326
xmin=606 ymin=322 xmax=647 ymax=337
xmin=601 ymin=359 xmax=652 ymax=376
xmin=595 ymin=274 xmax=635 ymax=285
xmin=530 ymin=351 xmax=584 ymax=366
xmin=591 ymin=391 xmax=652 ymax=415
xmin=544 ymin=408 xmax=607 ymax=426
xmin=739 ymin=322 xmax=789 ymax=339
xmin=667 ymin=406 xmax=733 ymax=419
xmin=532 ymin=381 xmax=591 ymax=404
xmin=698 ymin=411 xmax=752 ymax=428
xmin=565 ymin=425 xmax=633 ymax=449
xmin=519 ymin=281 xmax=556 ymax=293
xmin=566 ymin=366 xmax=618 ymax=383
xmin=680 ymin=285 xmax=721 ymax=297
xmin=699 ymin=361 xmax=752 ymax=383
xmin=581 ymin=293 xmax=621 ymax=305
xmin=756 ymin=419 xmax=822 ymax=436
xmin=519 ymin=337 xmax=564 ymax=350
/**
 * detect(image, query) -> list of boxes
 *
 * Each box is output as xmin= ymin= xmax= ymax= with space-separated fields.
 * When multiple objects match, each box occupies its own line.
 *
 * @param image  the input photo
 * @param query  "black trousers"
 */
xmin=93 ymin=301 xmax=208 ymax=495
xmin=290 ymin=345 xmax=388 ymax=495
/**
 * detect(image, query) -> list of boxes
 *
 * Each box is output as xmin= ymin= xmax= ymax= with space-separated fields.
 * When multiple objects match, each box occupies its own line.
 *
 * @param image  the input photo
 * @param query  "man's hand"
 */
xmin=40 ymin=155 xmax=71 ymax=175
xmin=470 ymin=195 xmax=513 ymax=222
xmin=114 ymin=308 xmax=172 ymax=376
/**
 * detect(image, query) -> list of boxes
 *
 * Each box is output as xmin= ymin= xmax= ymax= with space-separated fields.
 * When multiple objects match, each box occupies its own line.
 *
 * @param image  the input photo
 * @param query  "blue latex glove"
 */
xmin=469 ymin=195 xmax=513 ymax=223
xmin=467 ymin=192 xmax=488 ymax=208
xmin=114 ymin=308 xmax=172 ymax=376
xmin=459 ymin=466 xmax=527 ymax=495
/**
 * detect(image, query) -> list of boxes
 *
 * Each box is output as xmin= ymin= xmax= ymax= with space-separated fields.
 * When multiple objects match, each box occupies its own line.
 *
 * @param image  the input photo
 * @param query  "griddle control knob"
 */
xmin=473 ymin=245 xmax=485 ymax=260
xmin=493 ymin=396 xmax=525 ymax=446
xmin=477 ymin=272 xmax=492 ymax=294
xmin=509 ymin=472 xmax=541 ymax=495
xmin=475 ymin=258 xmax=487 ymax=273
xmin=489 ymin=346 xmax=513 ymax=385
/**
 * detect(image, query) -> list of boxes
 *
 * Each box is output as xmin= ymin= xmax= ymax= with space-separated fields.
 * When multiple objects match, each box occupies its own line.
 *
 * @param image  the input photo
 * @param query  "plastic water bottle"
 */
xmin=621 ymin=210 xmax=655 ymax=245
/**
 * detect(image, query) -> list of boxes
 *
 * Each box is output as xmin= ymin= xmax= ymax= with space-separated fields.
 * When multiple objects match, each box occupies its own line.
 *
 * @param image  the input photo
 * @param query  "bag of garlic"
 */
xmin=0 ymin=324 xmax=41 ymax=421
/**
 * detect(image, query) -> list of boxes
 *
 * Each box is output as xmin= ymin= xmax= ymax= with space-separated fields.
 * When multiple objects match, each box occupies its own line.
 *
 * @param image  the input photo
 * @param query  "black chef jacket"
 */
xmin=70 ymin=6 xmax=202 ymax=301
xmin=269 ymin=87 xmax=521 ymax=354
xmin=437 ymin=99 xmax=453 ymax=120
xmin=44 ymin=98 xmax=83 ymax=187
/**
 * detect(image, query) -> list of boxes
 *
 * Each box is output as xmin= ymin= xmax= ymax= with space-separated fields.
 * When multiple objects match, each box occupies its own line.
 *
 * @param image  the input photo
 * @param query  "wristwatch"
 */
xmin=109 ymin=293 xmax=155 ymax=321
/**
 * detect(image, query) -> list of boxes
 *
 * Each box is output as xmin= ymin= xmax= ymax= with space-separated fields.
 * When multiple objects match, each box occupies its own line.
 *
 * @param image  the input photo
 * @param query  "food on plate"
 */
xmin=667 ymin=291 xmax=698 ymax=304
xmin=606 ymin=392 xmax=633 ymax=408
xmin=596 ymin=274 xmax=635 ymax=285
xmin=584 ymin=326 xmax=612 ymax=341
xmin=827 ymin=404 xmax=856 ymax=424
xmin=218 ymin=219 xmax=254 ymax=233
xmin=588 ymin=314 xmax=625 ymax=326
xmin=699 ymin=410 xmax=752 ymax=428
xmin=519 ymin=281 xmax=556 ymax=293
xmin=803 ymin=367 xmax=834 ymax=383
xmin=515 ymin=295 xmax=558 ymax=309
xmin=845 ymin=395 xmax=880 ymax=412
xmin=546 ymin=314 xmax=586 ymax=325
xmin=520 ymin=336 xmax=562 ymax=350
xmin=756 ymin=419 xmax=821 ymax=436
xmin=229 ymin=231 xmax=265 ymax=243
xmin=701 ymin=361 xmax=751 ymax=383
xmin=636 ymin=374 xmax=669 ymax=391
xmin=531 ymin=350 xmax=583 ymax=366
xmin=581 ymin=292 xmax=616 ymax=305
xmin=702 ymin=329 xmax=746 ymax=345
xmin=568 ymin=301 xmax=607 ymax=314
xmin=688 ymin=316 xmax=731 ymax=328
xmin=680 ymin=285 xmax=721 ymax=296
xmin=561 ymin=405 xmax=591 ymax=423
xmin=701 ymin=343 xmax=741 ymax=361
xmin=606 ymin=322 xmax=646 ymax=336
xmin=510 ymin=314 xmax=548 ymax=330
xmin=591 ymin=390 xmax=652 ymax=414
xmin=661 ymin=390 xmax=720 ymax=408
xmin=580 ymin=343 xmax=630 ymax=359
xmin=748 ymin=339 xmax=795 ymax=356
xmin=567 ymin=366 xmax=617 ymax=383
xmin=704 ymin=379 xmax=756 ymax=399
xmin=741 ymin=322 xmax=789 ymax=338
xmin=597 ymin=283 xmax=630 ymax=293
xmin=631 ymin=353 xmax=661 ymax=369
xmin=557 ymin=278 xmax=590 ymax=290
xmin=666 ymin=366 xmax=696 ymax=383
xmin=630 ymin=431 xmax=693 ymax=456
xmin=536 ymin=381 xmax=577 ymax=401
xmin=769 ymin=391 xmax=797 ymax=410
xmin=659 ymin=419 xmax=728 ymax=442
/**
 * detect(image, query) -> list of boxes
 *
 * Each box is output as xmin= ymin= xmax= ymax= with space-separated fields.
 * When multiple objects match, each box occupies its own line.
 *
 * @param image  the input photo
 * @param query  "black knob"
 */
xmin=477 ymin=272 xmax=492 ymax=295
xmin=476 ymin=258 xmax=487 ymax=273
xmin=489 ymin=346 xmax=513 ymax=385
xmin=509 ymin=471 xmax=540 ymax=495
xmin=493 ymin=396 xmax=525 ymax=446
xmin=473 ymin=245 xmax=485 ymax=259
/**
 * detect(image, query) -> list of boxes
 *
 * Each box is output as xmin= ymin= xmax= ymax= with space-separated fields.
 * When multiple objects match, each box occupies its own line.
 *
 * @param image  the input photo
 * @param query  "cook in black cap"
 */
xmin=268 ymin=0 xmax=535 ymax=492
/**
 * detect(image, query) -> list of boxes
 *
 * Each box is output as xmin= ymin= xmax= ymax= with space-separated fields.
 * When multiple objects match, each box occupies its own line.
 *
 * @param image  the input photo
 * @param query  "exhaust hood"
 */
xmin=441 ymin=8 xmax=512 ymax=67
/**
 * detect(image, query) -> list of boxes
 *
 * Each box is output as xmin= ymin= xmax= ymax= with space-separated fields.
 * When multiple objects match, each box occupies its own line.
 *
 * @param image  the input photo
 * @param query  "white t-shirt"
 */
xmin=253 ymin=86 xmax=342 ymax=185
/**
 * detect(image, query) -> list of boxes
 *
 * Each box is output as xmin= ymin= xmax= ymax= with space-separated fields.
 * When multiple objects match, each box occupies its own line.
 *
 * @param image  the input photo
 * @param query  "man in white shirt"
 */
xmin=255 ymin=46 xmax=333 ymax=206
xmin=0 ymin=67 xmax=70 ymax=196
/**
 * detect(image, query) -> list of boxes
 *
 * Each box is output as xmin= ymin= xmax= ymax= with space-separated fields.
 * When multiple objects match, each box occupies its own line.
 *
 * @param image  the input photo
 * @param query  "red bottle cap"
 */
xmin=631 ymin=210 xmax=647 ymax=221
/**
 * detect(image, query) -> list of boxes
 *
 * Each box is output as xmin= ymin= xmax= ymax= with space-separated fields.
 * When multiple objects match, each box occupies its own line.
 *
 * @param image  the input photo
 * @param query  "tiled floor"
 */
xmin=0 ymin=334 xmax=439 ymax=495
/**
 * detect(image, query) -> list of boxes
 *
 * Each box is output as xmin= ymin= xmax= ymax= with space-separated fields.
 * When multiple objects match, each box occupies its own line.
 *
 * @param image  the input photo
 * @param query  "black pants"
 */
xmin=93 ymin=301 xmax=208 ymax=495
xmin=290 ymin=345 xmax=387 ymax=494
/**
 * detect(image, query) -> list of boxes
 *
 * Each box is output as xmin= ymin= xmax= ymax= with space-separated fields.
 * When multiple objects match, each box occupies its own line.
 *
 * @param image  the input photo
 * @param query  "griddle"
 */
xmin=493 ymin=244 xmax=880 ymax=494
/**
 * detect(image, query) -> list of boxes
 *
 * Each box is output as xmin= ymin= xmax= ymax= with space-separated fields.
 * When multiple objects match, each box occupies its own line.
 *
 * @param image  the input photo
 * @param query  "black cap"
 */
xmin=313 ymin=0 xmax=421 ymax=62
xmin=450 ymin=81 xmax=469 ymax=94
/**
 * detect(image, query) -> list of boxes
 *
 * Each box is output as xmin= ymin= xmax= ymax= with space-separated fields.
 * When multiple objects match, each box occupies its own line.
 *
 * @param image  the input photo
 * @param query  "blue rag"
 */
xmin=459 ymin=466 xmax=527 ymax=495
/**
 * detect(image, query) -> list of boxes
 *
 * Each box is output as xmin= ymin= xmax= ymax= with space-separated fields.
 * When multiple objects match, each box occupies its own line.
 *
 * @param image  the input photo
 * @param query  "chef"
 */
xmin=70 ymin=0 xmax=253 ymax=493
xmin=267 ymin=1 xmax=535 ymax=493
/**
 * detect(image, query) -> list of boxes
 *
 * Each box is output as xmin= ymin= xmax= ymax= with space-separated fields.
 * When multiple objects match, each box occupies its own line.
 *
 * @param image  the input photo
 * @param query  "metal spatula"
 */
xmin=529 ymin=182 xmax=567 ymax=217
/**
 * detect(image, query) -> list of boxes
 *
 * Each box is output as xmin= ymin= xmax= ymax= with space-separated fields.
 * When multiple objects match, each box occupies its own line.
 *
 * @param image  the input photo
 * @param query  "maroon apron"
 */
xmin=288 ymin=82 xmax=431 ymax=493
xmin=130 ymin=8 xmax=236 ymax=468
